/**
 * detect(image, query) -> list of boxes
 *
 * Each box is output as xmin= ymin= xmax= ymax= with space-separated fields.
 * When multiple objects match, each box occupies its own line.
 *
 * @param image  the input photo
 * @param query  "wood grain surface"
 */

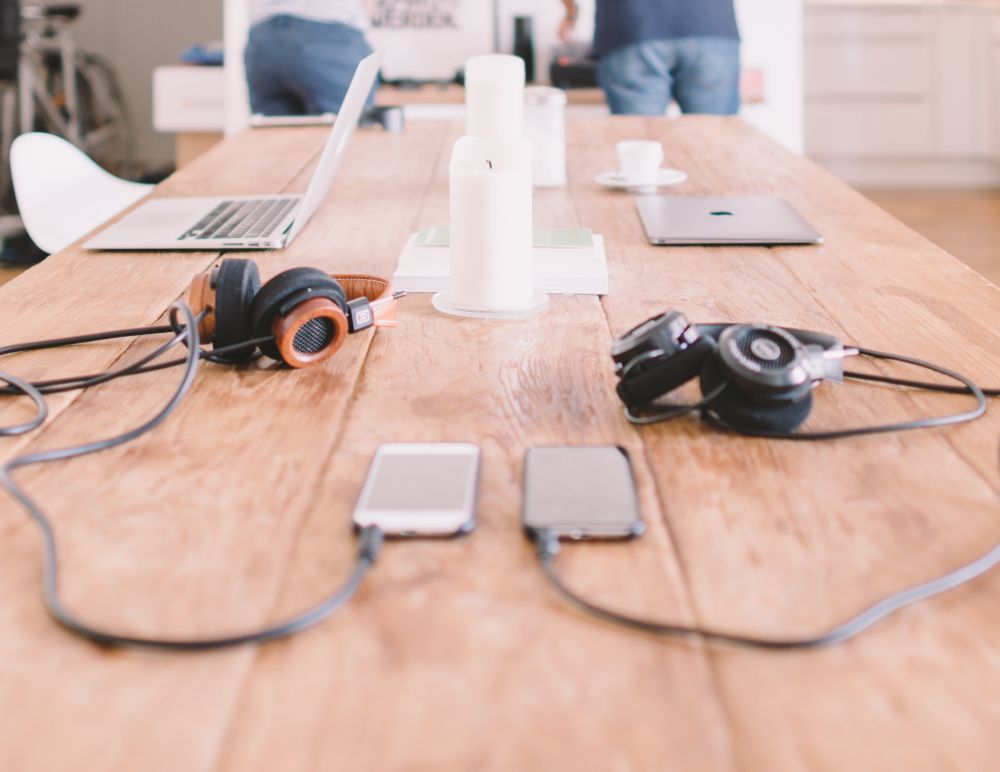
xmin=0 ymin=117 xmax=997 ymax=772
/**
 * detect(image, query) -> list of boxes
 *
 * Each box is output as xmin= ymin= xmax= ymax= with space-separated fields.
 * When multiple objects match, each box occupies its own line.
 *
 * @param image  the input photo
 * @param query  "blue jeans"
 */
xmin=245 ymin=15 xmax=375 ymax=115
xmin=597 ymin=37 xmax=741 ymax=116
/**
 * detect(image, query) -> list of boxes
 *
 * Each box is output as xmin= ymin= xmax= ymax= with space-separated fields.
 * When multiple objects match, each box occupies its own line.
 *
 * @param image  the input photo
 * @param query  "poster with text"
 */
xmin=368 ymin=0 xmax=496 ymax=81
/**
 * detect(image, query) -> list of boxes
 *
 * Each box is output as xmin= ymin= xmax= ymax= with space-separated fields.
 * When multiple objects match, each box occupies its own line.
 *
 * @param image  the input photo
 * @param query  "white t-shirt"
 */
xmin=248 ymin=0 xmax=369 ymax=30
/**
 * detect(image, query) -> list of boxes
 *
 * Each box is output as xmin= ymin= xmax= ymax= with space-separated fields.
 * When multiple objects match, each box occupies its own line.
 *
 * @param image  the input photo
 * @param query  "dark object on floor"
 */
xmin=361 ymin=105 xmax=405 ymax=133
xmin=550 ymin=44 xmax=598 ymax=90
xmin=0 ymin=232 xmax=47 ymax=265
xmin=139 ymin=166 xmax=174 ymax=185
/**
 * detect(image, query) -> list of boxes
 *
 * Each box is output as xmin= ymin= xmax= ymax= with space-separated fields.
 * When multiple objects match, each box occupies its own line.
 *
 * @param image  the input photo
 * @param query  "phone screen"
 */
xmin=523 ymin=446 xmax=643 ymax=539
xmin=353 ymin=444 xmax=480 ymax=536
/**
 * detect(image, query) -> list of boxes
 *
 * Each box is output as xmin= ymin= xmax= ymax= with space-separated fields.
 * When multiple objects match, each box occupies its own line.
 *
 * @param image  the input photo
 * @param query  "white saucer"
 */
xmin=594 ymin=168 xmax=688 ymax=193
xmin=432 ymin=291 xmax=549 ymax=320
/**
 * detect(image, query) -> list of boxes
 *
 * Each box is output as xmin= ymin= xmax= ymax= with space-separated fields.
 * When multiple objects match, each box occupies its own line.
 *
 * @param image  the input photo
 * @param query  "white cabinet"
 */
xmin=994 ymin=15 xmax=1000 ymax=158
xmin=805 ymin=3 xmax=1000 ymax=186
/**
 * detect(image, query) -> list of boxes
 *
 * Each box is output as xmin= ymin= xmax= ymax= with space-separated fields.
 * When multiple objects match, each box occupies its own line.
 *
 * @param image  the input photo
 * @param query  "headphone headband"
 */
xmin=699 ymin=322 xmax=846 ymax=384
xmin=333 ymin=274 xmax=398 ymax=329
xmin=699 ymin=322 xmax=842 ymax=352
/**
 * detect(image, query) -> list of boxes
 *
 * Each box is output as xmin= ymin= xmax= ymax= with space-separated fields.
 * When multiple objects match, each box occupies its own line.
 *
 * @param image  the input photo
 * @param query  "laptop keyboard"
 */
xmin=179 ymin=198 xmax=298 ymax=242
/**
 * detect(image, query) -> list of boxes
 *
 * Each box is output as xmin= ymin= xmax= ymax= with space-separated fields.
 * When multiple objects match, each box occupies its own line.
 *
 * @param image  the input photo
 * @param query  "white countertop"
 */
xmin=807 ymin=0 xmax=1000 ymax=7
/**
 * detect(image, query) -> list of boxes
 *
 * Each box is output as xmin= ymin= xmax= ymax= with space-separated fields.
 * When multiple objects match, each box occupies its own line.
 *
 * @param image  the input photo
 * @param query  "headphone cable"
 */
xmin=844 ymin=370 xmax=1000 ymax=398
xmin=626 ymin=347 xmax=993 ymax=438
xmin=701 ymin=349 xmax=989 ymax=440
xmin=0 ymin=333 xmax=272 ymax=400
xmin=625 ymin=383 xmax=728 ymax=426
xmin=0 ymin=303 xmax=382 ymax=651
xmin=0 ymin=324 xmax=175 ymax=358
xmin=533 ymin=431 xmax=1000 ymax=650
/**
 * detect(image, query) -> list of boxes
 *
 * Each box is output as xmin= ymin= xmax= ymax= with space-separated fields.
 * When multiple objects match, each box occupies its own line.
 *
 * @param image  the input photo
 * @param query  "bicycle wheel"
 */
xmin=74 ymin=51 xmax=134 ymax=176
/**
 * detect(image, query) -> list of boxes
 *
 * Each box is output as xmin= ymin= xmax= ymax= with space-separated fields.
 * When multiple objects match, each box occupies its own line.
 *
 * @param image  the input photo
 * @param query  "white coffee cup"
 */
xmin=616 ymin=140 xmax=664 ymax=187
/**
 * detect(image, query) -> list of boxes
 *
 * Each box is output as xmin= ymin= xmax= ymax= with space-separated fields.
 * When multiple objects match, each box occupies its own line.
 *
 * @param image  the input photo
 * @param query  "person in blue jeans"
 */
xmin=245 ymin=0 xmax=375 ymax=115
xmin=559 ymin=0 xmax=741 ymax=116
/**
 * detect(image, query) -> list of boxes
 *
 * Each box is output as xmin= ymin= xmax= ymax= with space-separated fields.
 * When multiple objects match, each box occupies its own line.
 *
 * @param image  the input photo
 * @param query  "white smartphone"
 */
xmin=352 ymin=443 xmax=481 ymax=536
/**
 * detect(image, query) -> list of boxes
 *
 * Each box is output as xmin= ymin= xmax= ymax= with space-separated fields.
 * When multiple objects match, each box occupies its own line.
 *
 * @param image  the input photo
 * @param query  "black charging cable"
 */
xmin=627 ymin=348 xmax=996 ymax=439
xmin=533 ymin=434 xmax=1000 ymax=650
xmin=0 ymin=303 xmax=383 ymax=651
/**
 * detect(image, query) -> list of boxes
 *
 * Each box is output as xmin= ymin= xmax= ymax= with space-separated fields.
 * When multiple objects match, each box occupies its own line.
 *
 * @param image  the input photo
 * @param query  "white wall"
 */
xmin=70 ymin=0 xmax=223 ymax=167
xmin=224 ymin=0 xmax=250 ymax=136
xmin=736 ymin=0 xmax=804 ymax=152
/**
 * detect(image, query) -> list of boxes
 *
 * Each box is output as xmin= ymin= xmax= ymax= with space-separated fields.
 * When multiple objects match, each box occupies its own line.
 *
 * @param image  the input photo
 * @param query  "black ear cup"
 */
xmin=715 ymin=324 xmax=816 ymax=402
xmin=249 ymin=268 xmax=349 ymax=364
xmin=212 ymin=259 xmax=261 ymax=362
xmin=617 ymin=337 xmax=717 ymax=408
xmin=699 ymin=355 xmax=814 ymax=433
xmin=611 ymin=311 xmax=693 ymax=371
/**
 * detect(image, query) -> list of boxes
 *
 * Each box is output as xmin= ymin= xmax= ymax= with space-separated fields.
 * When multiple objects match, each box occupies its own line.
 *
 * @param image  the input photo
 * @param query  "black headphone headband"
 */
xmin=699 ymin=322 xmax=843 ymax=354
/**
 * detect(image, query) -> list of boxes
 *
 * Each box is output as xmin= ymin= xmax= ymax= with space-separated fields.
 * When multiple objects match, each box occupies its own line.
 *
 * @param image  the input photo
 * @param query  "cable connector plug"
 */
xmin=346 ymin=298 xmax=375 ymax=333
xmin=357 ymin=525 xmax=384 ymax=563
xmin=534 ymin=528 xmax=561 ymax=561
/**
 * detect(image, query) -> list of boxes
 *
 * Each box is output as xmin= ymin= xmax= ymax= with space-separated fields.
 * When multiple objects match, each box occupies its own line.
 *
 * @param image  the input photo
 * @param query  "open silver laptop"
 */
xmin=636 ymin=196 xmax=823 ymax=246
xmin=85 ymin=52 xmax=381 ymax=251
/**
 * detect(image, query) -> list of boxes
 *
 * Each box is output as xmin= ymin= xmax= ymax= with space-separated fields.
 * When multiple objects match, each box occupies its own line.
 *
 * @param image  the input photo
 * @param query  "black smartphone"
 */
xmin=522 ymin=446 xmax=645 ymax=540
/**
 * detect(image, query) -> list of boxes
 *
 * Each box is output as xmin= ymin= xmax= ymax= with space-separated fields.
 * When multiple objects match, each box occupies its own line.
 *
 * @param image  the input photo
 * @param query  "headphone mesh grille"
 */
xmin=737 ymin=329 xmax=796 ymax=371
xmin=292 ymin=318 xmax=335 ymax=355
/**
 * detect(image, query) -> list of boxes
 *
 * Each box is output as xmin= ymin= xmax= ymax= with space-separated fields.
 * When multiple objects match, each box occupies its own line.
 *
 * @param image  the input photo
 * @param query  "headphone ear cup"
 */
xmin=617 ymin=337 xmax=717 ymax=408
xmin=249 ymin=267 xmax=349 ymax=366
xmin=699 ymin=356 xmax=814 ymax=433
xmin=213 ymin=259 xmax=261 ymax=360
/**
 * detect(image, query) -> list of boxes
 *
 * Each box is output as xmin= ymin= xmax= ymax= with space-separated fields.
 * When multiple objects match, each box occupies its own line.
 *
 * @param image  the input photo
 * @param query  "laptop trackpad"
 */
xmin=112 ymin=198 xmax=217 ymax=233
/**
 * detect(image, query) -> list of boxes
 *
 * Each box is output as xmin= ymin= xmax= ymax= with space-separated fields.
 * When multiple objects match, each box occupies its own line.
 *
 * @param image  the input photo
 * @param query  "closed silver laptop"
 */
xmin=636 ymin=196 xmax=823 ymax=246
xmin=84 ymin=51 xmax=381 ymax=251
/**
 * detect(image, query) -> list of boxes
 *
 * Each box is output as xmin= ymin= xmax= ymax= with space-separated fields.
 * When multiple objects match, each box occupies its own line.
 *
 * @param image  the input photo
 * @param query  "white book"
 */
xmin=393 ymin=231 xmax=609 ymax=296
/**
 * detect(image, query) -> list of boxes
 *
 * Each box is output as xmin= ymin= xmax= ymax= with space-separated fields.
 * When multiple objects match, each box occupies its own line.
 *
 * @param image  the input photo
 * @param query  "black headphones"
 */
xmin=612 ymin=310 xmax=990 ymax=438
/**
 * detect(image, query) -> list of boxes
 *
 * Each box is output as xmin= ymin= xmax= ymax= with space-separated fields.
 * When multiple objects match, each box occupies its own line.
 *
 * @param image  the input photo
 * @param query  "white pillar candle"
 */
xmin=448 ymin=135 xmax=533 ymax=311
xmin=465 ymin=55 xmax=525 ymax=140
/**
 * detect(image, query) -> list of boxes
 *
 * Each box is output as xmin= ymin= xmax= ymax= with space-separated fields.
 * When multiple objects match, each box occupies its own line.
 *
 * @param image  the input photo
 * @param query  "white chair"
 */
xmin=10 ymin=132 xmax=152 ymax=254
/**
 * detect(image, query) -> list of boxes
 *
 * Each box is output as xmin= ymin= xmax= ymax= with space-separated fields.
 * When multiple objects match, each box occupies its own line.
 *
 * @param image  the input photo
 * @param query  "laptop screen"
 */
xmin=285 ymin=51 xmax=382 ymax=243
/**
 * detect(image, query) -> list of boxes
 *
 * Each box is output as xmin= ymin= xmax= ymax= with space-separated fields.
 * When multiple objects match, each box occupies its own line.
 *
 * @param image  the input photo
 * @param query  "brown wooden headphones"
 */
xmin=188 ymin=259 xmax=398 ymax=368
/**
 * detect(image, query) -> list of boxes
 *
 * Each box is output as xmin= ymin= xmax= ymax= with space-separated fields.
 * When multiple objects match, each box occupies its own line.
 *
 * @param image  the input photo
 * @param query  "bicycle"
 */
xmin=16 ymin=3 xmax=134 ymax=176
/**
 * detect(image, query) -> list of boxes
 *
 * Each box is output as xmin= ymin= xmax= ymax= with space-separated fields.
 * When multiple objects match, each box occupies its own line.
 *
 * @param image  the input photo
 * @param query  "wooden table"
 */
xmin=377 ymin=84 xmax=609 ymax=106
xmin=1 ymin=118 xmax=999 ymax=772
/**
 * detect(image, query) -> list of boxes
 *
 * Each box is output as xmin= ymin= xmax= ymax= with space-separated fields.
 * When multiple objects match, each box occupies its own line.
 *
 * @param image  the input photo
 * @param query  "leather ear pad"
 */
xmin=617 ymin=337 xmax=717 ymax=408
xmin=699 ymin=356 xmax=813 ymax=433
xmin=249 ymin=268 xmax=348 ymax=361
xmin=214 ymin=259 xmax=261 ymax=361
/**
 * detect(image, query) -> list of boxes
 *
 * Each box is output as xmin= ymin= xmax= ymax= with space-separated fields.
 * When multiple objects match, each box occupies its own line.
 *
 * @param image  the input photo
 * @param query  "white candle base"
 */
xmin=432 ymin=291 xmax=549 ymax=320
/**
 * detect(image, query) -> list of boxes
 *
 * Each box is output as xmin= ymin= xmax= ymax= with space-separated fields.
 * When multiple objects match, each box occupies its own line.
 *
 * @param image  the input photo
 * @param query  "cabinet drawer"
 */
xmin=806 ymin=39 xmax=931 ymax=97
xmin=805 ymin=7 xmax=929 ymax=40
xmin=995 ymin=46 xmax=1000 ymax=157
xmin=805 ymin=101 xmax=933 ymax=157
